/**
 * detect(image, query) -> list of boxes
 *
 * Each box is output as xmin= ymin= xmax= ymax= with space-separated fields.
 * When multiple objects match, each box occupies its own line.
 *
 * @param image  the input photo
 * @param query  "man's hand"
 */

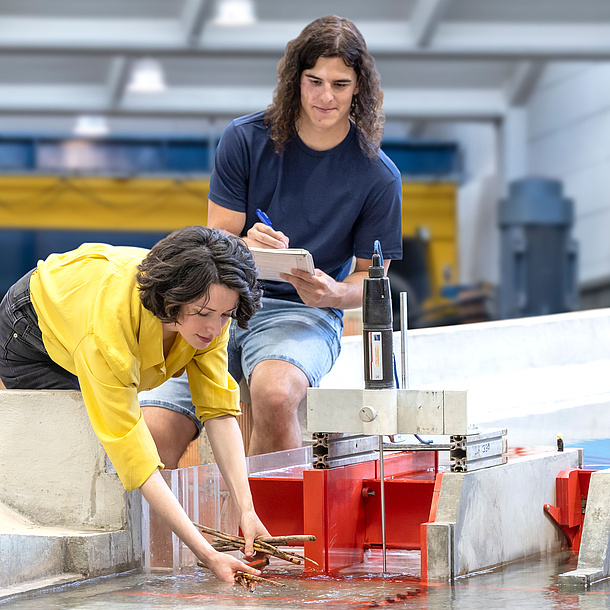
xmin=280 ymin=268 xmax=343 ymax=308
xmin=246 ymin=223 xmax=289 ymax=249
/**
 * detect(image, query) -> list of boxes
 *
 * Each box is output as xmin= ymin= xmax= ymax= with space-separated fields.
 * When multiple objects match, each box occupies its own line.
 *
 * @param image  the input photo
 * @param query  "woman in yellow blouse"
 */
xmin=0 ymin=225 xmax=267 ymax=582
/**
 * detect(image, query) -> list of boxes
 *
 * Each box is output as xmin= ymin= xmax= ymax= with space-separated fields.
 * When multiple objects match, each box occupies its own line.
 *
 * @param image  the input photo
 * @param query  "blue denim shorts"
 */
xmin=138 ymin=297 xmax=344 ymax=426
xmin=0 ymin=270 xmax=79 ymax=390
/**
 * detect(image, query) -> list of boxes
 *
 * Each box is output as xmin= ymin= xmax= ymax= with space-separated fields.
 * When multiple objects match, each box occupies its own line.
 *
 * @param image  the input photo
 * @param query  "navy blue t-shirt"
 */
xmin=209 ymin=111 xmax=403 ymax=308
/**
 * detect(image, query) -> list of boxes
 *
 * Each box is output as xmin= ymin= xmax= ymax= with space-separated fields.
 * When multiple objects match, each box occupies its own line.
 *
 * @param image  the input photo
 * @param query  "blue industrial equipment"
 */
xmin=499 ymin=177 xmax=578 ymax=319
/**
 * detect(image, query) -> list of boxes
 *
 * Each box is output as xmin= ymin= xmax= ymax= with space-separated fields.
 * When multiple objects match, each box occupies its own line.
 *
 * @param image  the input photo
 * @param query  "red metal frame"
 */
xmin=248 ymin=477 xmax=304 ymax=536
xmin=544 ymin=468 xmax=594 ymax=552
xmin=248 ymin=457 xmax=598 ymax=577
xmin=249 ymin=451 xmax=438 ymax=574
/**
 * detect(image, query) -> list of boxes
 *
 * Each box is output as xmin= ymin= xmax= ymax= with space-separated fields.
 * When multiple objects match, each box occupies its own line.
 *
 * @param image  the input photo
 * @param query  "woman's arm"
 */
xmin=139 ymin=470 xmax=261 ymax=581
xmin=204 ymin=415 xmax=270 ymax=557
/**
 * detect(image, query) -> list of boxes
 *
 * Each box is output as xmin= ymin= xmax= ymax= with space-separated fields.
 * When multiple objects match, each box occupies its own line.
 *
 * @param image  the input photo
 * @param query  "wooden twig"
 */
xmin=211 ymin=534 xmax=319 ymax=566
xmin=197 ymin=556 xmax=270 ymax=572
xmin=236 ymin=572 xmax=284 ymax=589
xmin=211 ymin=542 xmax=240 ymax=552
xmin=193 ymin=522 xmax=310 ymax=565
xmin=258 ymin=535 xmax=317 ymax=545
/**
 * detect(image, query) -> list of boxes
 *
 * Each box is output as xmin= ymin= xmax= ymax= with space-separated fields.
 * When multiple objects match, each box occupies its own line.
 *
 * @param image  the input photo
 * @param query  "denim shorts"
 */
xmin=138 ymin=297 xmax=344 ymax=425
xmin=0 ymin=270 xmax=79 ymax=390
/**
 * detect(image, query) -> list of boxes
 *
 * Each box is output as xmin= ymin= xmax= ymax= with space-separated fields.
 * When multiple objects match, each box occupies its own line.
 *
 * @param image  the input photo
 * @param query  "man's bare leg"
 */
xmin=247 ymin=359 xmax=309 ymax=456
xmin=141 ymin=406 xmax=198 ymax=468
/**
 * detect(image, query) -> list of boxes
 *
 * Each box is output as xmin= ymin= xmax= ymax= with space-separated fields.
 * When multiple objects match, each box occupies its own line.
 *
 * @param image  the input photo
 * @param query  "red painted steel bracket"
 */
xmin=544 ymin=468 xmax=594 ymax=552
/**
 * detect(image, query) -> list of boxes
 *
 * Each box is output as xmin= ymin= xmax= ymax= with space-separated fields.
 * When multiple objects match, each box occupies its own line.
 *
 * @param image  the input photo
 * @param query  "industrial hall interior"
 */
xmin=2 ymin=1 xmax=610 ymax=608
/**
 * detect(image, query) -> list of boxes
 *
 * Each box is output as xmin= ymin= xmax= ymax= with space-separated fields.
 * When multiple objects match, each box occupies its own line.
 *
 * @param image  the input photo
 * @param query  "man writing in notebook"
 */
xmin=140 ymin=15 xmax=402 ymax=455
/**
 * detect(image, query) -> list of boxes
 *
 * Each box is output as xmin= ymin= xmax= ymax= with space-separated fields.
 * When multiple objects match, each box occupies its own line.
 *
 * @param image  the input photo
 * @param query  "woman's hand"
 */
xmin=200 ymin=549 xmax=262 ymax=582
xmin=240 ymin=509 xmax=271 ymax=559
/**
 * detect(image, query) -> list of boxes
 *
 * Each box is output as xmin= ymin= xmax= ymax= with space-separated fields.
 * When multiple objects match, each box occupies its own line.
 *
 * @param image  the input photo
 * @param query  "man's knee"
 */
xmin=249 ymin=360 xmax=309 ymax=411
xmin=252 ymin=383 xmax=303 ymax=415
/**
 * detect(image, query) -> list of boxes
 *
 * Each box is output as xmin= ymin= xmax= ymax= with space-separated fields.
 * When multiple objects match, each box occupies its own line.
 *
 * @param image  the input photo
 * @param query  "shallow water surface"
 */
xmin=2 ymin=550 xmax=609 ymax=610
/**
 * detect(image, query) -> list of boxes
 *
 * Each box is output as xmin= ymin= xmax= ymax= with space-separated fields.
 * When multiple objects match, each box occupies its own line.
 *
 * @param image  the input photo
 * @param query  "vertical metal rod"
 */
xmin=400 ymin=292 xmax=409 ymax=389
xmin=379 ymin=434 xmax=387 ymax=574
xmin=378 ymin=290 xmax=408 ymax=575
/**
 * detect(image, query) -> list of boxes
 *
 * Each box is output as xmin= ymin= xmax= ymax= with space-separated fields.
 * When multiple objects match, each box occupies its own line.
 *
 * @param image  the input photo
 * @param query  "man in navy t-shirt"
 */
xmin=140 ymin=15 xmax=402 ymax=457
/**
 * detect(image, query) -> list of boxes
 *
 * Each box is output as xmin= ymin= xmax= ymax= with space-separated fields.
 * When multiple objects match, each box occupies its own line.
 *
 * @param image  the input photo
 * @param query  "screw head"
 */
xmin=359 ymin=405 xmax=377 ymax=422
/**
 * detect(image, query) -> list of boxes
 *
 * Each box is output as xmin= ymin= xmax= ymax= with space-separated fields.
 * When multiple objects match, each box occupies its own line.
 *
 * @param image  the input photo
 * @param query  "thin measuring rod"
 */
xmin=381 ymin=290 xmax=409 ymax=575
xmin=379 ymin=434 xmax=386 ymax=574
xmin=400 ymin=292 xmax=409 ymax=389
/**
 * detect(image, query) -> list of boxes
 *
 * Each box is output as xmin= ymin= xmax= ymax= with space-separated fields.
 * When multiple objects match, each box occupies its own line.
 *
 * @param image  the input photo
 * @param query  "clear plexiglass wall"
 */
xmin=141 ymin=446 xmax=312 ymax=569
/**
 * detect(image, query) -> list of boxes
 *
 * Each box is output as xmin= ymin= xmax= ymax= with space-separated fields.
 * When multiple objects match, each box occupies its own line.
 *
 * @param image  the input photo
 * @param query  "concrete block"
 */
xmin=557 ymin=469 xmax=610 ymax=588
xmin=424 ymin=523 xmax=454 ymax=581
xmin=558 ymin=569 xmax=605 ymax=588
xmin=0 ymin=533 xmax=65 ymax=588
xmin=0 ymin=391 xmax=143 ymax=596
xmin=426 ymin=449 xmax=580 ymax=580
xmin=575 ymin=469 xmax=610 ymax=572
xmin=0 ymin=390 xmax=127 ymax=530
xmin=64 ymin=530 xmax=140 ymax=577
xmin=0 ymin=573 xmax=83 ymax=602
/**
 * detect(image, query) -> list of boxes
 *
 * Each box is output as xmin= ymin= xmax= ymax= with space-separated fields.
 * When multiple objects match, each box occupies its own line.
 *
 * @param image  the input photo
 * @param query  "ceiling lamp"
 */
xmin=127 ymin=58 xmax=167 ymax=93
xmin=73 ymin=115 xmax=109 ymax=137
xmin=213 ymin=0 xmax=256 ymax=26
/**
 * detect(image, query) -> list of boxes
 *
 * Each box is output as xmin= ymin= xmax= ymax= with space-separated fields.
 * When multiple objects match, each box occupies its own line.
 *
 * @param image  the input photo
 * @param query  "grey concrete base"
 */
xmin=0 ymin=494 xmax=142 ymax=600
xmin=0 ymin=528 xmax=140 ymax=601
xmin=0 ymin=390 xmax=127 ymax=530
xmin=558 ymin=469 xmax=610 ymax=589
xmin=0 ymin=531 xmax=66 ymax=591
xmin=423 ymin=448 xmax=580 ymax=580
xmin=559 ymin=568 xmax=606 ymax=588
xmin=0 ymin=390 xmax=143 ymax=599
xmin=0 ymin=573 xmax=84 ymax=602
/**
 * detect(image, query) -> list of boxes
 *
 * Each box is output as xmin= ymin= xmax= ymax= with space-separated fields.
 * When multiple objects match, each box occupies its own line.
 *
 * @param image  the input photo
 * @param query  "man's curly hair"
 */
xmin=264 ymin=15 xmax=384 ymax=158
xmin=137 ymin=226 xmax=261 ymax=329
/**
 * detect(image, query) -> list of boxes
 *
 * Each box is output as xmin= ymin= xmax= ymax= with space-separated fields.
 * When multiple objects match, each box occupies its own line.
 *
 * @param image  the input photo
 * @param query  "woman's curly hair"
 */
xmin=264 ymin=15 xmax=384 ymax=158
xmin=137 ymin=226 xmax=261 ymax=329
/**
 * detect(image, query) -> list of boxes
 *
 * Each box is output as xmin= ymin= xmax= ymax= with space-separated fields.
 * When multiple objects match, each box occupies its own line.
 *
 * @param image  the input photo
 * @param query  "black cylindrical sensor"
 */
xmin=363 ymin=241 xmax=394 ymax=389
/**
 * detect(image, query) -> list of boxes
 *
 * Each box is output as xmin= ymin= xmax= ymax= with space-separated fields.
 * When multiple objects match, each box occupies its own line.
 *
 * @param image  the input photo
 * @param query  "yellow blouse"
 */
xmin=29 ymin=243 xmax=240 ymax=491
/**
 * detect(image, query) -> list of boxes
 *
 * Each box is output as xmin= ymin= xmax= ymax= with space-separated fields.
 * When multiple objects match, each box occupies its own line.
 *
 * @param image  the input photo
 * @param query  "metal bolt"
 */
xmin=359 ymin=405 xmax=377 ymax=422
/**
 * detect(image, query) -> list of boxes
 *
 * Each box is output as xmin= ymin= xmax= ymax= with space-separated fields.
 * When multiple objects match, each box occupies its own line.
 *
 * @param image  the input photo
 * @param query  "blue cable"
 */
xmin=374 ymin=239 xmax=384 ymax=267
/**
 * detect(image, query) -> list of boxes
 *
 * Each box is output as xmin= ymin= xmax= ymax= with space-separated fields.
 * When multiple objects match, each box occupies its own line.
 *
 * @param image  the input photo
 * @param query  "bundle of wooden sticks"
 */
xmin=193 ymin=522 xmax=318 ymax=566
xmin=193 ymin=523 xmax=318 ymax=591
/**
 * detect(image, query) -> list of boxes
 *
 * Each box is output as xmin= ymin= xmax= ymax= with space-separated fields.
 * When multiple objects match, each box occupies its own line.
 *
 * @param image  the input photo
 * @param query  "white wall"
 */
xmin=527 ymin=62 xmax=610 ymax=288
xmin=424 ymin=121 xmax=501 ymax=286
xmin=424 ymin=61 xmax=610 ymax=296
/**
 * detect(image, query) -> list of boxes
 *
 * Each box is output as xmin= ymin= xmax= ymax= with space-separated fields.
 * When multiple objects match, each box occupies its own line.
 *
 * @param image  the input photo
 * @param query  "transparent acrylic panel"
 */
xmin=247 ymin=446 xmax=312 ymax=478
xmin=143 ymin=461 xmax=244 ymax=569
xmin=142 ymin=447 xmax=313 ymax=570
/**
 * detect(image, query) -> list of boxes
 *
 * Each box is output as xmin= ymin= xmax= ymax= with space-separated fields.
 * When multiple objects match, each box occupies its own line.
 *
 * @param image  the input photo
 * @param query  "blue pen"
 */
xmin=256 ymin=208 xmax=274 ymax=228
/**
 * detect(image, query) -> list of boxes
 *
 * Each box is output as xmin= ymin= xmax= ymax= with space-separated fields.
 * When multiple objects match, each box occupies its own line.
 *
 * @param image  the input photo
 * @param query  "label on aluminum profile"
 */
xmin=368 ymin=331 xmax=383 ymax=380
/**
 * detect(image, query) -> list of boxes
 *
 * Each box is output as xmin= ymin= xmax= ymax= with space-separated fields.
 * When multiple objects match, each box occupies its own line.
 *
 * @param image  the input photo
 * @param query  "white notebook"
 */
xmin=250 ymin=247 xmax=315 ymax=282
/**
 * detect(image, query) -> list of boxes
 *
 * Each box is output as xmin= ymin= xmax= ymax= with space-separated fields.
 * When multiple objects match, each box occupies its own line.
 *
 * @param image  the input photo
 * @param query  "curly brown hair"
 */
xmin=264 ymin=15 xmax=384 ymax=158
xmin=137 ymin=226 xmax=262 ymax=329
